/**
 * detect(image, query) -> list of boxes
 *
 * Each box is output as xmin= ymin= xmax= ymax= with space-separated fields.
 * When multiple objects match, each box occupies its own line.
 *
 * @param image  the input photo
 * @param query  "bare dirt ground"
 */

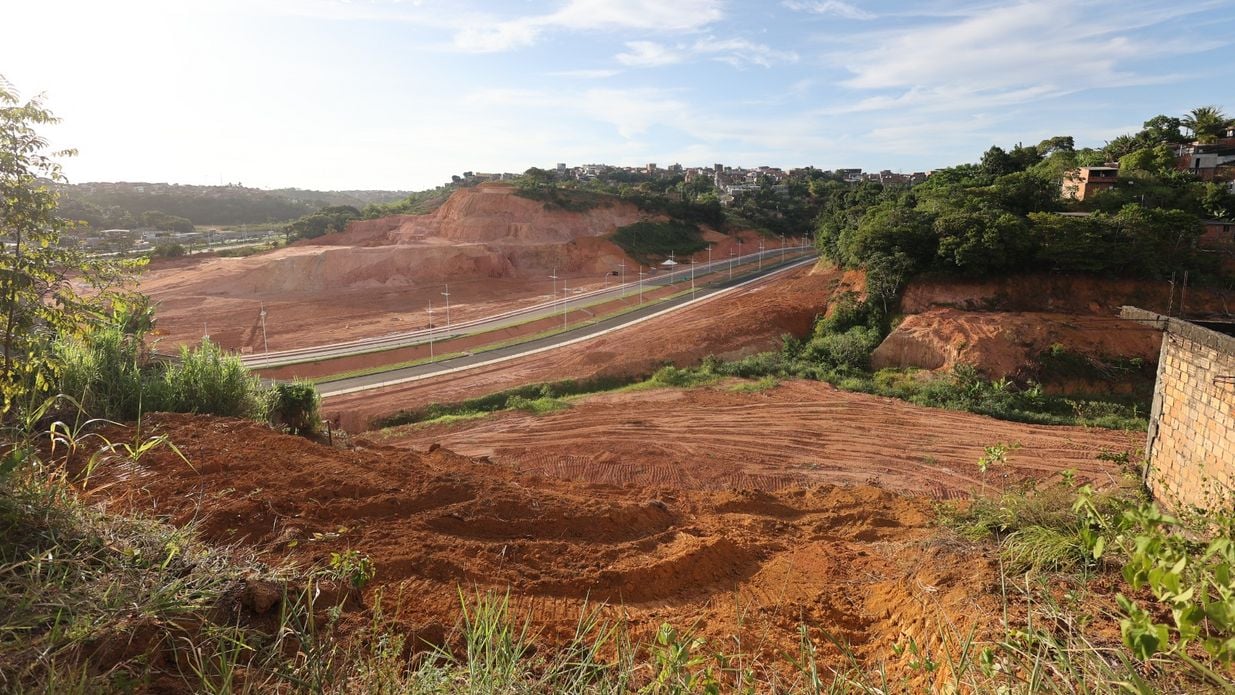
xmin=77 ymin=410 xmax=1125 ymax=681
xmin=871 ymin=309 xmax=1163 ymax=377
xmin=873 ymin=273 xmax=1235 ymax=379
xmin=374 ymin=380 xmax=1140 ymax=499
xmin=138 ymin=184 xmax=768 ymax=352
xmin=322 ymin=263 xmax=859 ymax=430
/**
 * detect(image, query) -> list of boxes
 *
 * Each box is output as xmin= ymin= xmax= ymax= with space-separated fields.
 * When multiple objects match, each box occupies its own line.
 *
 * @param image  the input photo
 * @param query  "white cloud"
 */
xmin=578 ymin=88 xmax=691 ymax=137
xmin=691 ymin=37 xmax=799 ymax=68
xmin=616 ymin=41 xmax=684 ymax=67
xmin=616 ymin=36 xmax=797 ymax=69
xmin=451 ymin=0 xmax=724 ymax=53
xmin=549 ymin=68 xmax=622 ymax=79
xmin=782 ymin=1 xmax=876 ymax=20
xmin=546 ymin=0 xmax=723 ymax=31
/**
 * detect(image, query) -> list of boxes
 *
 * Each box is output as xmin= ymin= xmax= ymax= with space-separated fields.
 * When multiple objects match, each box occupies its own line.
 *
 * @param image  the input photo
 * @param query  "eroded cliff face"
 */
xmin=873 ymin=273 xmax=1234 ymax=385
xmin=305 ymin=183 xmax=652 ymax=247
xmin=155 ymin=184 xmax=654 ymax=298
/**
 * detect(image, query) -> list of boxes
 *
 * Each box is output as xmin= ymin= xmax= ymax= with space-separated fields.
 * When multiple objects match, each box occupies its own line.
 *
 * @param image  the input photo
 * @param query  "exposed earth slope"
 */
xmin=75 ymin=397 xmax=1133 ymax=680
xmin=140 ymin=184 xmax=708 ymax=351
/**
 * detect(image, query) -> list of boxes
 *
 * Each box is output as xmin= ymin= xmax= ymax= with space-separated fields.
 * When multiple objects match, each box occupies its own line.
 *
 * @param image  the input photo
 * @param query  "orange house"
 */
xmin=1061 ymin=166 xmax=1118 ymax=201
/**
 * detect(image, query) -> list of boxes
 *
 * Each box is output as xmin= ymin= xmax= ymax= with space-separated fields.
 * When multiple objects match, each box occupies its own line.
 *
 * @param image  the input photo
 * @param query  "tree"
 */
xmin=1182 ymin=106 xmax=1231 ymax=144
xmin=0 ymin=78 xmax=138 ymax=420
xmin=1119 ymin=143 xmax=1176 ymax=176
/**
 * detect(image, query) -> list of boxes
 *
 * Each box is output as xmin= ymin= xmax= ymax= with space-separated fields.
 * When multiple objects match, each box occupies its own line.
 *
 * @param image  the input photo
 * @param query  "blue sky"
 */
xmin=3 ymin=0 xmax=1233 ymax=190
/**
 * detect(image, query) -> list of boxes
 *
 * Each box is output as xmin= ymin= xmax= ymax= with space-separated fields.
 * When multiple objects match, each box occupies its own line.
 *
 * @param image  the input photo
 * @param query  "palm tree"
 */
xmin=1181 ymin=106 xmax=1232 ymax=144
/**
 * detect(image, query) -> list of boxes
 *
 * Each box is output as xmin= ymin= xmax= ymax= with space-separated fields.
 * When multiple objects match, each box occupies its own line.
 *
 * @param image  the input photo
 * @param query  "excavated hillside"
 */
xmin=872 ymin=273 xmax=1235 ymax=392
xmin=139 ymin=184 xmax=661 ymax=351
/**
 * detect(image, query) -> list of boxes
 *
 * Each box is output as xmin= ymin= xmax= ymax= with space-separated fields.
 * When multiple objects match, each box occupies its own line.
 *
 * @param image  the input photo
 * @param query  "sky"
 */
xmin=3 ymin=0 xmax=1234 ymax=191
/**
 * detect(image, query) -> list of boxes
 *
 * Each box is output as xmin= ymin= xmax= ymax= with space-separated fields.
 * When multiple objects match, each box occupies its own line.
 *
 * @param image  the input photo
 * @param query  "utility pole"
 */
xmin=549 ymin=267 xmax=559 ymax=318
xmin=259 ymin=303 xmax=268 ymax=354
xmin=427 ymin=301 xmax=434 ymax=360
xmin=441 ymin=283 xmax=451 ymax=327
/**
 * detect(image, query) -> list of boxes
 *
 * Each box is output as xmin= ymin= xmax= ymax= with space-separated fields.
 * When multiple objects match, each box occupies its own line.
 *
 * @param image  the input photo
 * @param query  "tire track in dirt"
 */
xmin=380 ymin=380 xmax=1141 ymax=498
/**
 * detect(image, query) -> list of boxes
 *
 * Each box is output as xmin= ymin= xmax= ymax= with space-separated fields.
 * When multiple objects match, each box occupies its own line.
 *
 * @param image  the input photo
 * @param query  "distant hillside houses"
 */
xmin=1063 ymin=126 xmax=1235 ymax=202
xmin=460 ymin=162 xmax=930 ymax=207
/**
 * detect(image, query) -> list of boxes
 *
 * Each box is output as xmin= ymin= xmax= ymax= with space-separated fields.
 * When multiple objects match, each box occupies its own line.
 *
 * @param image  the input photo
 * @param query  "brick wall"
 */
xmin=1123 ymin=307 xmax=1235 ymax=511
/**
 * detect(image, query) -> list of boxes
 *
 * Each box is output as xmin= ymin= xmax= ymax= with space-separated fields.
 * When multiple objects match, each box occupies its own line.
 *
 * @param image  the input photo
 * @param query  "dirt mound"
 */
xmin=301 ymin=183 xmax=650 ymax=247
xmin=875 ymin=272 xmax=1235 ymax=381
xmin=138 ymin=186 xmax=662 ymax=350
xmin=73 ymin=411 xmax=1010 ymax=676
xmin=377 ymin=380 xmax=1139 ymax=499
xmin=872 ymin=309 xmax=1162 ymax=377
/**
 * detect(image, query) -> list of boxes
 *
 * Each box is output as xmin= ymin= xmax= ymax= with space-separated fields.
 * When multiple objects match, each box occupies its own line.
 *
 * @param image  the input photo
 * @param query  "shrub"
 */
xmin=647 ymin=365 xmax=717 ymax=388
xmin=55 ymin=324 xmax=148 ymax=421
xmin=802 ymin=325 xmax=880 ymax=370
xmin=267 ymin=381 xmax=321 ymax=436
xmin=151 ymin=242 xmax=186 ymax=258
xmin=610 ymin=221 xmax=707 ymax=262
xmin=157 ymin=340 xmax=267 ymax=420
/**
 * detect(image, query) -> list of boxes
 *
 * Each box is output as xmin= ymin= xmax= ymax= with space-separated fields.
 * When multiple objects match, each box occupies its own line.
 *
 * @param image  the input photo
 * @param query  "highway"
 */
xmin=243 ymin=244 xmax=815 ymax=370
xmin=318 ymin=252 xmax=818 ymax=397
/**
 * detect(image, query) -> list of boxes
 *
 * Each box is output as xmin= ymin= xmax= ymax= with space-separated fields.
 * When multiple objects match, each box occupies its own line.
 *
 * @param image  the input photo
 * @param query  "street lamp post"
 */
xmin=690 ymin=256 xmax=695 ymax=299
xmin=259 ymin=303 xmax=269 ymax=354
xmin=758 ymin=240 xmax=764 ymax=270
xmin=780 ymin=234 xmax=785 ymax=262
xmin=638 ymin=267 xmax=646 ymax=303
xmin=562 ymin=279 xmax=568 ymax=329
xmin=427 ymin=301 xmax=434 ymax=360
xmin=729 ymin=250 xmax=735 ymax=279
xmin=441 ymin=283 xmax=451 ymax=328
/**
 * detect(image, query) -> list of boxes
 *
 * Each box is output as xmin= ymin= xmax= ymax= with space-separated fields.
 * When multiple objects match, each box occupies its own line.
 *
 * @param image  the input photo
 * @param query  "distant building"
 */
xmin=1061 ymin=166 xmax=1119 ymax=201
xmin=1175 ymin=128 xmax=1235 ymax=186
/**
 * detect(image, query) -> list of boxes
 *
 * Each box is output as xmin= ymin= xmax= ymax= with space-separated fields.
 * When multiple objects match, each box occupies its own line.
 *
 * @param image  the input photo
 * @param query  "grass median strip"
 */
xmin=310 ymin=255 xmax=813 ymax=386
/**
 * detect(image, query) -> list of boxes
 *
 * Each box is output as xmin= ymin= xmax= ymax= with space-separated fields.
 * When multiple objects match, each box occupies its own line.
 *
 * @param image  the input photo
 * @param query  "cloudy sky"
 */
xmin=3 ymin=0 xmax=1232 ymax=190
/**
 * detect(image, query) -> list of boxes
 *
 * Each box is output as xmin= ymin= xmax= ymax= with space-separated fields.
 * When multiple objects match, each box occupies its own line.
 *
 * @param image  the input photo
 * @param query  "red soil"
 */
xmin=322 ymin=263 xmax=845 ymax=431
xmin=872 ymin=309 xmax=1162 ymax=377
xmin=76 ymin=409 xmax=1128 ymax=679
xmin=374 ymin=380 xmax=1140 ymax=499
xmin=875 ymin=273 xmax=1235 ymax=379
xmin=139 ymin=184 xmax=768 ymax=353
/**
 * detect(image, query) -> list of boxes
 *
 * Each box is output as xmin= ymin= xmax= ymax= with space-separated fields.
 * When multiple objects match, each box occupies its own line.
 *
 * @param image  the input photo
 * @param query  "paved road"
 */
xmin=318 ymin=253 xmax=817 ymax=397
xmin=244 ymin=245 xmax=815 ymax=369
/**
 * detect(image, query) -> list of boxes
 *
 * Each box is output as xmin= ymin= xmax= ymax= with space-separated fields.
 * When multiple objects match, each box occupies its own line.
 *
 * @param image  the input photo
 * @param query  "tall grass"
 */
xmin=155 ymin=339 xmax=267 ymax=420
xmin=56 ymin=331 xmax=269 ymax=422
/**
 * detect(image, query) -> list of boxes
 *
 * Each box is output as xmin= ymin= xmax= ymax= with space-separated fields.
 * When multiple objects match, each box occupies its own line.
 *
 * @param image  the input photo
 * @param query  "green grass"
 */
xmin=728 ymin=376 xmax=781 ymax=393
xmin=610 ymin=220 xmax=708 ymax=263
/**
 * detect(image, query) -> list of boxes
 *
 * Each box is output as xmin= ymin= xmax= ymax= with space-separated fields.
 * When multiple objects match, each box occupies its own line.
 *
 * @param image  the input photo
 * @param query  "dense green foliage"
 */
xmin=268 ymin=380 xmax=322 ymax=435
xmin=373 ymin=374 xmax=636 ymax=428
xmin=610 ymin=220 xmax=708 ymax=262
xmin=816 ymin=107 xmax=1233 ymax=286
xmin=58 ymin=187 xmax=313 ymax=229
xmin=1 ymin=80 xmax=142 ymax=421
xmin=281 ymin=205 xmax=362 ymax=242
xmin=58 ymin=328 xmax=268 ymax=422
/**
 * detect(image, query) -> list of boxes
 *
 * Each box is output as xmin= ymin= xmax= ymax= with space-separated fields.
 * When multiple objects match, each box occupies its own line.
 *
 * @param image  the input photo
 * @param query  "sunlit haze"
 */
xmin=3 ymin=0 xmax=1233 ymax=190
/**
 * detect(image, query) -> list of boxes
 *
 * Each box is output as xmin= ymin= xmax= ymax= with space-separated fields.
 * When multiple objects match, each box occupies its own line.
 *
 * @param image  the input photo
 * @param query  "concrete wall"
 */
xmin=1124 ymin=307 xmax=1235 ymax=510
